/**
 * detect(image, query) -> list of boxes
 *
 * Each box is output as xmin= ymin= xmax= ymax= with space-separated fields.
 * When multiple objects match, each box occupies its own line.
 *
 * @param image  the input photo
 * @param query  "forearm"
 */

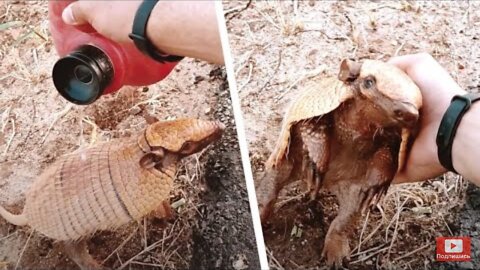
xmin=147 ymin=1 xmax=223 ymax=64
xmin=452 ymin=103 xmax=480 ymax=184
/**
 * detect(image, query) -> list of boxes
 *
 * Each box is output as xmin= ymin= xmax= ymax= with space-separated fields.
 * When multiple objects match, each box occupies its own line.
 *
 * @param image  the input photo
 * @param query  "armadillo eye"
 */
xmin=180 ymin=141 xmax=195 ymax=153
xmin=363 ymin=78 xmax=374 ymax=89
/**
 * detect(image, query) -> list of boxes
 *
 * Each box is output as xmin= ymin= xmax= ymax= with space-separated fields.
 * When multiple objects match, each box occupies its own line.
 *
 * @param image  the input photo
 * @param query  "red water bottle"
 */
xmin=49 ymin=1 xmax=181 ymax=105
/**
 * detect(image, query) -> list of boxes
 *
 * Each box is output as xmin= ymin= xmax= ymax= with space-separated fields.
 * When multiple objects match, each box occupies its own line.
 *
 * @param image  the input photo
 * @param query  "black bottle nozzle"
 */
xmin=52 ymin=45 xmax=113 ymax=105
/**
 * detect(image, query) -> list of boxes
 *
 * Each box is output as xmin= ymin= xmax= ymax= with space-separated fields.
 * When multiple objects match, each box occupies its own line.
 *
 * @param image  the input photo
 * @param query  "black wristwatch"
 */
xmin=436 ymin=93 xmax=480 ymax=173
xmin=128 ymin=0 xmax=184 ymax=63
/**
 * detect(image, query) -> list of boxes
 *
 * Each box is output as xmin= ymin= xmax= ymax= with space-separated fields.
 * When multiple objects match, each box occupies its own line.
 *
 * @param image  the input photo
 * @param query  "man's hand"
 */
xmin=389 ymin=53 xmax=466 ymax=183
xmin=61 ymin=1 xmax=223 ymax=64
xmin=62 ymin=1 xmax=140 ymax=44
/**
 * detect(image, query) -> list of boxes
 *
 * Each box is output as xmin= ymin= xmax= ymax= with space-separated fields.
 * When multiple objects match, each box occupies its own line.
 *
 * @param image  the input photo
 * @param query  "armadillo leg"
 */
xmin=59 ymin=240 xmax=109 ymax=270
xmin=258 ymin=122 xmax=314 ymax=224
xmin=322 ymin=147 xmax=395 ymax=268
xmin=256 ymin=162 xmax=293 ymax=223
xmin=361 ymin=147 xmax=396 ymax=212
xmin=321 ymin=184 xmax=362 ymax=268
xmin=297 ymin=121 xmax=330 ymax=200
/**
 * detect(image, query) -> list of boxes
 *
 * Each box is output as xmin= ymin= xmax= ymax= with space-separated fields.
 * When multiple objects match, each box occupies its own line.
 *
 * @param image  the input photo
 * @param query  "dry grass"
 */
xmin=348 ymin=173 xmax=467 ymax=268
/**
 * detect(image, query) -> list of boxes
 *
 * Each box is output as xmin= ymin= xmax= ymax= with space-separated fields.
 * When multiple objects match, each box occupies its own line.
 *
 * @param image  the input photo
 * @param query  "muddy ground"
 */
xmin=226 ymin=1 xmax=480 ymax=269
xmin=0 ymin=1 xmax=258 ymax=270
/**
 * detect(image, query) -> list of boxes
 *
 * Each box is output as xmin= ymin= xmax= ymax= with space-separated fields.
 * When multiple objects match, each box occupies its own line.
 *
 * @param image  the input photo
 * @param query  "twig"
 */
xmin=237 ymin=62 xmax=253 ymax=92
xmin=441 ymin=214 xmax=453 ymax=236
xmin=129 ymin=261 xmax=162 ymax=268
xmin=143 ymin=217 xmax=148 ymax=249
xmin=277 ymin=193 xmax=303 ymax=209
xmin=161 ymin=246 xmax=181 ymax=269
xmin=393 ymin=243 xmax=430 ymax=262
xmin=368 ymin=4 xmax=401 ymax=12
xmin=102 ymin=227 xmax=138 ymax=264
xmin=386 ymin=195 xmax=409 ymax=259
xmin=0 ymin=231 xmax=18 ymax=242
xmin=3 ymin=119 xmax=15 ymax=156
xmin=256 ymin=9 xmax=281 ymax=30
xmin=117 ymin=234 xmax=174 ymax=270
xmin=259 ymin=50 xmax=282 ymax=92
xmin=225 ymin=0 xmax=252 ymax=22
xmin=350 ymin=246 xmax=389 ymax=264
xmin=158 ymin=223 xmax=185 ymax=265
xmin=234 ymin=50 xmax=254 ymax=77
xmin=21 ymin=100 xmax=36 ymax=147
xmin=266 ymin=248 xmax=284 ymax=270
xmin=350 ymin=219 xmax=383 ymax=254
xmin=117 ymin=221 xmax=182 ymax=270
xmin=357 ymin=210 xmax=370 ymax=253
xmin=41 ymin=104 xmax=73 ymax=144
xmin=394 ymin=42 xmax=406 ymax=56
xmin=15 ymin=230 xmax=33 ymax=270
xmin=351 ymin=243 xmax=387 ymax=258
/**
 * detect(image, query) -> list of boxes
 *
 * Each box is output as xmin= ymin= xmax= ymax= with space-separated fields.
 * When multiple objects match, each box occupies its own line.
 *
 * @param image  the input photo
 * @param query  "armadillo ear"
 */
xmin=139 ymin=153 xmax=157 ymax=169
xmin=139 ymin=149 xmax=164 ymax=169
xmin=338 ymin=59 xmax=361 ymax=82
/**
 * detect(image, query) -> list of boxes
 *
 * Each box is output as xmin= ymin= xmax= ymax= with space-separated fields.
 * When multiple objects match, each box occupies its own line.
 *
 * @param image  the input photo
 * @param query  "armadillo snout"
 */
xmin=146 ymin=118 xmax=224 ymax=154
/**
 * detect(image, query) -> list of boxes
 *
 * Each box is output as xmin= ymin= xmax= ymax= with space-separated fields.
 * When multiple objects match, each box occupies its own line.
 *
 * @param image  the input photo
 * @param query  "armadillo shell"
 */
xmin=266 ymin=77 xmax=354 ymax=168
xmin=23 ymin=137 xmax=175 ymax=241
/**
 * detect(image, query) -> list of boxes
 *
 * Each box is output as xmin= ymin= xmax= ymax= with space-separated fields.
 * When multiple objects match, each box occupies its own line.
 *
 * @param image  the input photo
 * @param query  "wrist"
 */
xmin=452 ymin=102 xmax=480 ymax=178
xmin=145 ymin=1 xmax=173 ymax=54
xmin=433 ymin=86 xmax=466 ymax=167
xmin=129 ymin=1 xmax=183 ymax=62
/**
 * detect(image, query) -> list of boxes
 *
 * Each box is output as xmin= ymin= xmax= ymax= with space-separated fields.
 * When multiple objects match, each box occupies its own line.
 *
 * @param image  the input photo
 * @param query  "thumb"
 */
xmin=62 ymin=2 xmax=89 ymax=25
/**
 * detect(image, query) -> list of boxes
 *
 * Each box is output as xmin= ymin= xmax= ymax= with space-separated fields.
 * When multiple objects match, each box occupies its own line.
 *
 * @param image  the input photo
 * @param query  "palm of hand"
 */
xmin=390 ymin=54 xmax=465 ymax=183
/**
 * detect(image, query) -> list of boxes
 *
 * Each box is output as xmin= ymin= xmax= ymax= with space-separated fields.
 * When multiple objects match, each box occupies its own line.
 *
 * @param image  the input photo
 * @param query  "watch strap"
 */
xmin=128 ymin=0 xmax=183 ymax=63
xmin=436 ymin=93 xmax=480 ymax=173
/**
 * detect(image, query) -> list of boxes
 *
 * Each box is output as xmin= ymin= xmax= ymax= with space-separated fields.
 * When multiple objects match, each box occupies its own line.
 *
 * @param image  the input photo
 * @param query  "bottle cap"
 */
xmin=52 ymin=45 xmax=113 ymax=105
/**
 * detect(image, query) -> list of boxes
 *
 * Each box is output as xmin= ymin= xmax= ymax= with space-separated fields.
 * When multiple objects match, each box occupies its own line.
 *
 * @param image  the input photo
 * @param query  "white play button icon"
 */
xmin=445 ymin=239 xmax=463 ymax=253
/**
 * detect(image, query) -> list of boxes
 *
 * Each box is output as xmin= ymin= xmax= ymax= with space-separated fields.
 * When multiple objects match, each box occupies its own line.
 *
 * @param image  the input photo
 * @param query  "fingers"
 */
xmin=387 ymin=52 xmax=433 ymax=71
xmin=62 ymin=1 xmax=91 ymax=25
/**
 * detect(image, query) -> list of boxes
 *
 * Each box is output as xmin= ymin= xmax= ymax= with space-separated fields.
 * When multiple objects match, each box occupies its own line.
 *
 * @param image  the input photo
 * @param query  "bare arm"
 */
xmin=62 ymin=1 xmax=223 ymax=64
xmin=147 ymin=1 xmax=223 ymax=64
xmin=452 ymin=103 xmax=480 ymax=183
xmin=389 ymin=53 xmax=480 ymax=185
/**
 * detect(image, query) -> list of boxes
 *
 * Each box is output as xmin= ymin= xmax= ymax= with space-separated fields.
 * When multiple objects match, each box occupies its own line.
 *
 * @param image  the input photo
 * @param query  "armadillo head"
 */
xmin=338 ymin=59 xmax=422 ymax=129
xmin=144 ymin=118 xmax=225 ymax=157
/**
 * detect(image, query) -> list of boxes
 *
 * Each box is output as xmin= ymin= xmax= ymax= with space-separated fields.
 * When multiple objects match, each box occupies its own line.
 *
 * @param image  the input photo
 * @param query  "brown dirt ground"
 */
xmin=0 ymin=1 xmax=258 ymax=270
xmin=225 ymin=1 xmax=480 ymax=269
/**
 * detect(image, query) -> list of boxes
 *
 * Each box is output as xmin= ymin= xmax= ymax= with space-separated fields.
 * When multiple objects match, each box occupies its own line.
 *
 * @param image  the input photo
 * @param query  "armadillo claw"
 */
xmin=152 ymin=200 xmax=174 ymax=221
xmin=309 ymin=187 xmax=318 ymax=201
xmin=321 ymin=235 xmax=350 ymax=269
xmin=259 ymin=202 xmax=275 ymax=224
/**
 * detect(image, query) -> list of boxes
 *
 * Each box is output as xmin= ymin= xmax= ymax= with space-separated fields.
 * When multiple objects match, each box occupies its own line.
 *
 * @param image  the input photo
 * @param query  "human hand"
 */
xmin=62 ymin=0 xmax=140 ymax=44
xmin=389 ymin=53 xmax=466 ymax=183
xmin=61 ymin=1 xmax=223 ymax=64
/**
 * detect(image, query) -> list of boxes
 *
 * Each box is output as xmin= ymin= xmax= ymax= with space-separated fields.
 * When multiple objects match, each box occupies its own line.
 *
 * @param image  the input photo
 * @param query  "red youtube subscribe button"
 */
xmin=436 ymin=237 xmax=471 ymax=262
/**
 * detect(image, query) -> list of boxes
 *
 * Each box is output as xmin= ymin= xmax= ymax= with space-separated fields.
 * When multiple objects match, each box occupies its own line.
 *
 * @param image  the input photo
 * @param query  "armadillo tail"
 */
xmin=0 ymin=205 xmax=27 ymax=226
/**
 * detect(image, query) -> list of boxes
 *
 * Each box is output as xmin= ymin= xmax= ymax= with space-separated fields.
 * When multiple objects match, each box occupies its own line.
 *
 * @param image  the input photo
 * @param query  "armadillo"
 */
xmin=0 ymin=118 xmax=224 ymax=269
xmin=256 ymin=59 xmax=422 ymax=268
